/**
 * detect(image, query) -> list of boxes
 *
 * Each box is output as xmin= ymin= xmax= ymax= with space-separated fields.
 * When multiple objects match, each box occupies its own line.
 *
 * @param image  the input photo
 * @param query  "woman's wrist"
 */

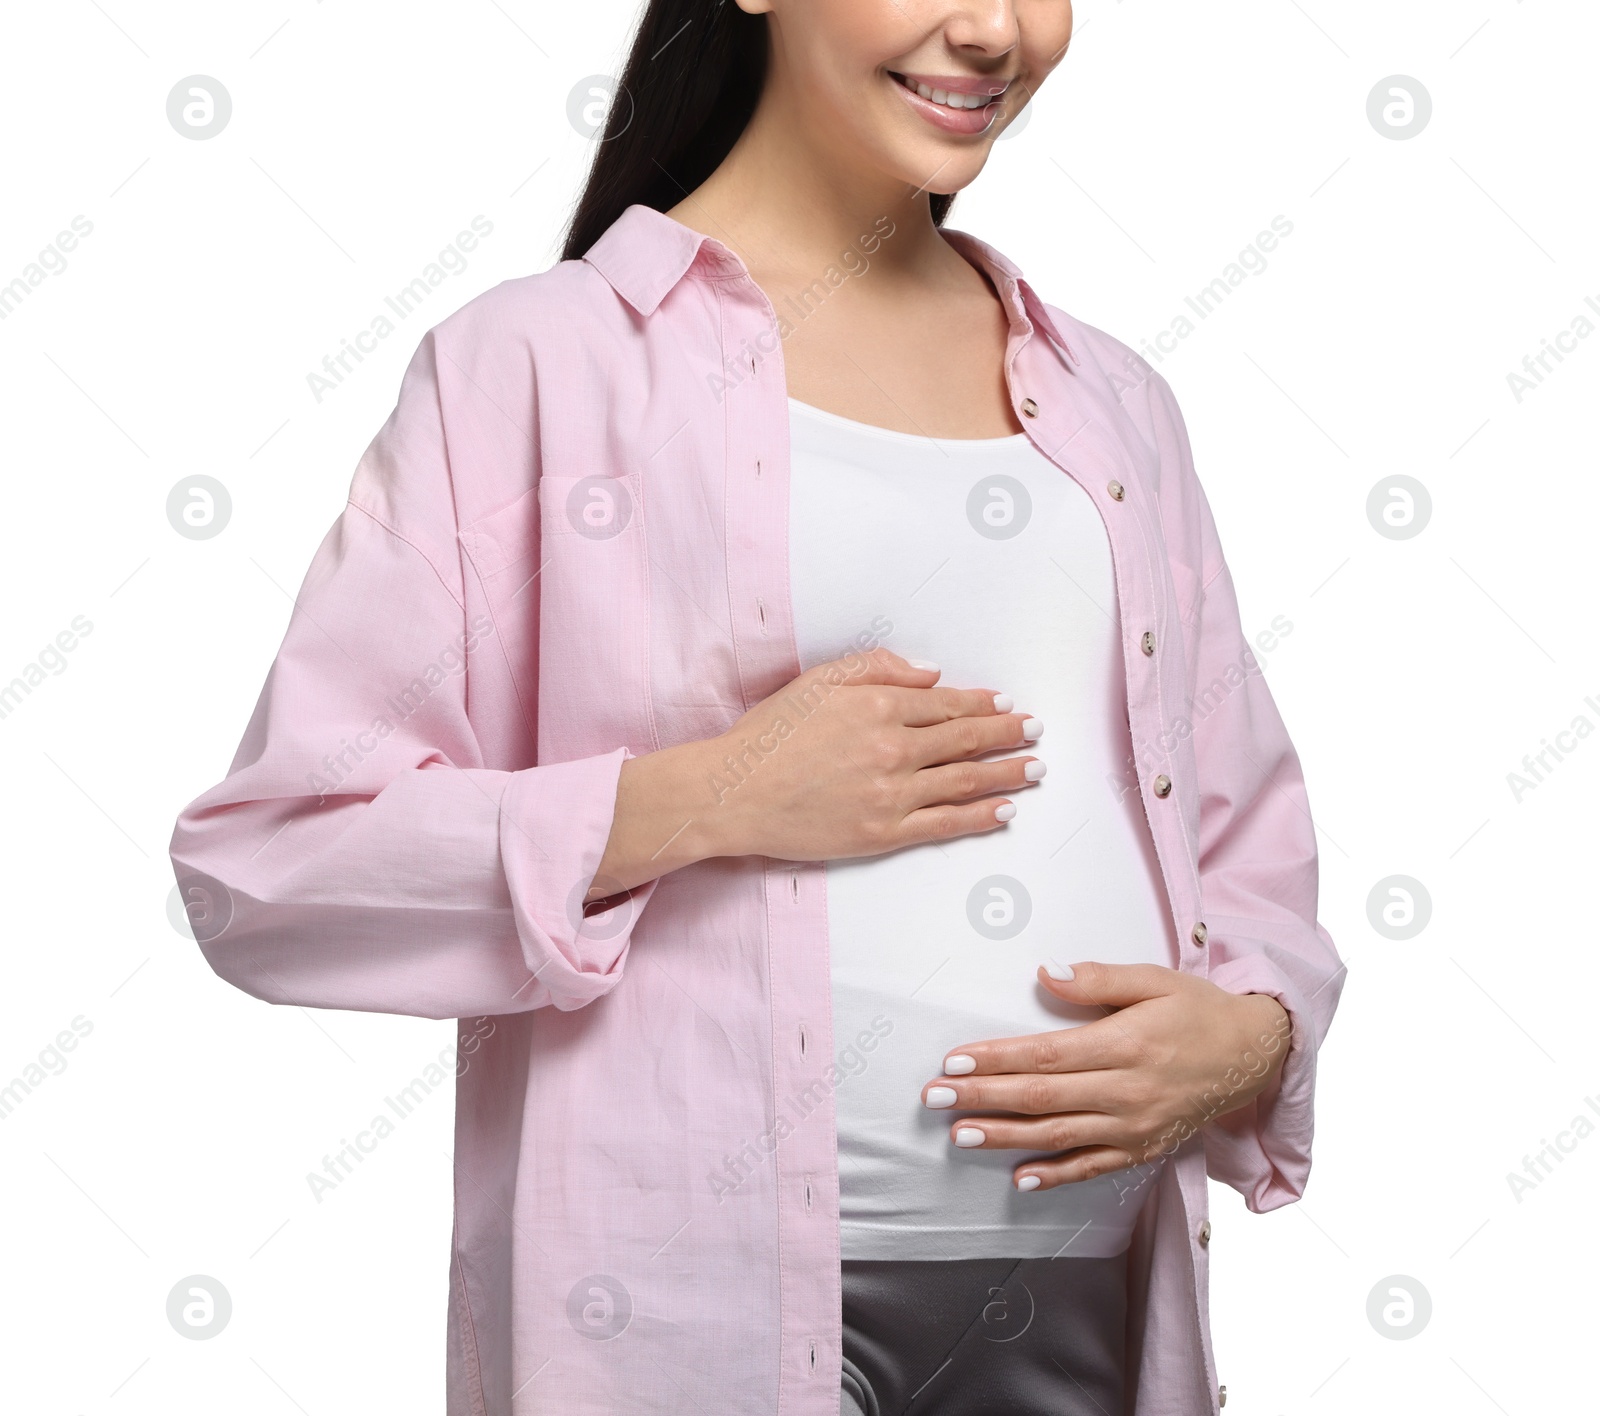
xmin=590 ymin=735 xmax=734 ymax=900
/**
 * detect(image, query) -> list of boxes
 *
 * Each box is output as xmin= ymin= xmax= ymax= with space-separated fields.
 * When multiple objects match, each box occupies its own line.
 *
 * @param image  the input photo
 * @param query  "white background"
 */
xmin=2 ymin=0 xmax=1595 ymax=1411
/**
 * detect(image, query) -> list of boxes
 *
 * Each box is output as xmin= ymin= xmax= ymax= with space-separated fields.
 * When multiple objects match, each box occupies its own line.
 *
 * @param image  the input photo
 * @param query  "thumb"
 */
xmin=1037 ymin=960 xmax=1179 ymax=1010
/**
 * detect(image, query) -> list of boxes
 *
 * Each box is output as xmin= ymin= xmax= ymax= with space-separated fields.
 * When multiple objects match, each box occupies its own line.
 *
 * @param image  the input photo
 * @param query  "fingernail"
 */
xmin=1024 ymin=760 xmax=1047 ymax=781
xmin=1016 ymin=1174 xmax=1042 ymax=1192
xmin=908 ymin=658 xmax=940 ymax=672
xmin=1021 ymin=717 xmax=1044 ymax=741
xmin=992 ymin=692 xmax=1014 ymax=713
xmin=994 ymin=803 xmax=1017 ymax=822
xmin=924 ymin=1086 xmax=958 ymax=1109
xmin=1043 ymin=960 xmax=1075 ymax=981
xmin=944 ymin=1054 xmax=977 ymax=1075
xmin=954 ymin=1127 xmax=987 ymax=1148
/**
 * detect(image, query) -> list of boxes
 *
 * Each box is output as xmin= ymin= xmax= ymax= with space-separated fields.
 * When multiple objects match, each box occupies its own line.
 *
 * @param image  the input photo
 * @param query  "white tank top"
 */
xmin=787 ymin=396 xmax=1179 ymax=1260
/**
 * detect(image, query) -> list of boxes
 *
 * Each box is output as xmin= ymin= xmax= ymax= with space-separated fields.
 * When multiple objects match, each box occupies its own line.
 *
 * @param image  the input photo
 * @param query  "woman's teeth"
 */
xmin=894 ymin=74 xmax=999 ymax=110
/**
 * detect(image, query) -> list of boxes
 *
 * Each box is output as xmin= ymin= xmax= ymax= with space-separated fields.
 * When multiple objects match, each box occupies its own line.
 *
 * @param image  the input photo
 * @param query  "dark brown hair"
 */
xmin=561 ymin=0 xmax=953 ymax=261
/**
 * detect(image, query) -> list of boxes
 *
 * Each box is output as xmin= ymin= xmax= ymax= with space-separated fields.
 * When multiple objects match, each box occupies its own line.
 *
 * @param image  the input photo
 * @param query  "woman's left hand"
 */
xmin=921 ymin=962 xmax=1292 ymax=1192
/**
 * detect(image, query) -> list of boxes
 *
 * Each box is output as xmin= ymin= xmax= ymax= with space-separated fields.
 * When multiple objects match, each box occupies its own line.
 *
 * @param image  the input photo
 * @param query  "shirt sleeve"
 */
xmin=1149 ymin=372 xmax=1347 ymax=1212
xmin=168 ymin=329 xmax=658 ymax=1020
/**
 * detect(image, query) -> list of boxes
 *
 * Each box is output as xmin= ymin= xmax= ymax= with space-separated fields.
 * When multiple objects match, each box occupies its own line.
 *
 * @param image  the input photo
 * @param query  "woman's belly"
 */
xmin=787 ymin=397 xmax=1178 ymax=1259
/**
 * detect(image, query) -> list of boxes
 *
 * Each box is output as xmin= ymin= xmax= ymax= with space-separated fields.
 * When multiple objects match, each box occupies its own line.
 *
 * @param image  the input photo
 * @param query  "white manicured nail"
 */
xmin=1024 ymin=760 xmax=1047 ymax=781
xmin=924 ymin=1086 xmax=958 ymax=1109
xmin=908 ymin=658 xmax=940 ymax=672
xmin=1043 ymin=960 xmax=1075 ymax=981
xmin=944 ymin=1054 xmax=977 ymax=1075
xmin=1021 ymin=717 xmax=1044 ymax=741
xmin=954 ymin=1127 xmax=987 ymax=1148
xmin=994 ymin=803 xmax=1017 ymax=823
xmin=992 ymin=692 xmax=1014 ymax=713
xmin=1017 ymin=1175 xmax=1042 ymax=1192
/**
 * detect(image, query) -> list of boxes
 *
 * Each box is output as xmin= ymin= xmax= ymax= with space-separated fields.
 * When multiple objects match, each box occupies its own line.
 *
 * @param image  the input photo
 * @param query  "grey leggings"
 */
xmin=840 ymin=1255 xmax=1127 ymax=1415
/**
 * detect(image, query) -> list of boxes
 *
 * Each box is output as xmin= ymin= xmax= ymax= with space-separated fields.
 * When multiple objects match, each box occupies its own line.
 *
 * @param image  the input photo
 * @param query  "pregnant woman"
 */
xmin=170 ymin=1 xmax=1344 ymax=1412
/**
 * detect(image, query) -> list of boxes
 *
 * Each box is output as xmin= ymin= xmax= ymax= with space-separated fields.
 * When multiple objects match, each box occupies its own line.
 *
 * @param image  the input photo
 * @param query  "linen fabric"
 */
xmin=169 ymin=202 xmax=1345 ymax=1415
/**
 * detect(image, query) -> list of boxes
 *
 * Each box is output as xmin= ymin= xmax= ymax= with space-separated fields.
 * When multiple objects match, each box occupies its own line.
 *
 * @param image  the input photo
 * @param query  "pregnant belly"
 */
xmin=826 ymin=802 xmax=1178 ymax=1262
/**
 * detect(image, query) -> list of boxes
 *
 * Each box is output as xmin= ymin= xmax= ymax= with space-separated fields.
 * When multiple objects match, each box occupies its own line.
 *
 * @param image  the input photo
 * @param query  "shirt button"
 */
xmin=1218 ymin=1385 xmax=1227 ymax=1408
xmin=1020 ymin=397 xmax=1039 ymax=418
xmin=1107 ymin=479 xmax=1125 ymax=501
xmin=1153 ymin=774 xmax=1172 ymax=798
xmin=1140 ymin=631 xmax=1156 ymax=656
xmin=1198 ymin=1219 xmax=1212 ymax=1246
xmin=1191 ymin=921 xmax=1209 ymax=947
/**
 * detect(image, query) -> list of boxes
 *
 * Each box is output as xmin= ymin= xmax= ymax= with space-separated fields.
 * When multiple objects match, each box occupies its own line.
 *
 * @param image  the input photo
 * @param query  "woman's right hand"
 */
xmin=591 ymin=649 xmax=1044 ymax=899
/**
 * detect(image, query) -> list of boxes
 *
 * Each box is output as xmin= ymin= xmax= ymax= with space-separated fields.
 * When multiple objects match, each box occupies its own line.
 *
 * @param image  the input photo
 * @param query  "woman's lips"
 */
xmin=888 ymin=71 xmax=1011 ymax=136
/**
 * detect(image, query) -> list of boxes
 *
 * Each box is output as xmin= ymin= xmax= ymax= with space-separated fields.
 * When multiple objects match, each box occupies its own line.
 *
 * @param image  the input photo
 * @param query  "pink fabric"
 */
xmin=170 ymin=203 xmax=1344 ymax=1414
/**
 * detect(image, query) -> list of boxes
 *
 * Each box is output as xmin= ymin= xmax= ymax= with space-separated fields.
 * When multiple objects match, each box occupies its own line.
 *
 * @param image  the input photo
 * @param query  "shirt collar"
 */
xmin=582 ymin=203 xmax=1080 ymax=368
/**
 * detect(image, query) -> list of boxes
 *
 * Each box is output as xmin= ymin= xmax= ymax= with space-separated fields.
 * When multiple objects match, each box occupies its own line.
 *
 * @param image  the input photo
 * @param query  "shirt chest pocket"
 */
xmin=532 ymin=474 xmax=654 ymax=759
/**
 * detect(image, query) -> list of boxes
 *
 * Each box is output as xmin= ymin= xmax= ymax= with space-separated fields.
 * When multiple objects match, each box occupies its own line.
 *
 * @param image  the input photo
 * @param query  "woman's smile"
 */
xmin=888 ymin=68 xmax=1014 ymax=135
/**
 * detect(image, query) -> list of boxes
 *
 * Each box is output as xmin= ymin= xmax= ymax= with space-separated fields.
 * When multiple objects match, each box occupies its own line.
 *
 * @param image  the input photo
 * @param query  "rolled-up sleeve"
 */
xmin=169 ymin=330 xmax=657 ymax=1020
xmin=1149 ymin=372 xmax=1347 ymax=1211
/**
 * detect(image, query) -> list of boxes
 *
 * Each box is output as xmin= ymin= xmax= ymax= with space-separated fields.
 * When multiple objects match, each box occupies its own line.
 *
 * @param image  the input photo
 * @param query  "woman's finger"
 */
xmin=938 ymin=1017 xmax=1142 ymax=1079
xmin=1010 ymin=1146 xmax=1146 ymax=1193
xmin=942 ymin=1112 xmax=1128 ymax=1155
xmin=921 ymin=1069 xmax=1127 ymax=1117
xmin=908 ymin=754 xmax=1046 ymax=808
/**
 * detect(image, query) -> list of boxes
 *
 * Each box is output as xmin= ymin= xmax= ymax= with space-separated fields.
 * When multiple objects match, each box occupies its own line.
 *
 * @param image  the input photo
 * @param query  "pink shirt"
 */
xmin=170 ymin=202 xmax=1345 ymax=1415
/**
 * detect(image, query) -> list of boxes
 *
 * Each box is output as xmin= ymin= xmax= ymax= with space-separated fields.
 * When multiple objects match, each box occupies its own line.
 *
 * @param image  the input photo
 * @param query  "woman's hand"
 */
xmin=593 ymin=648 xmax=1045 ymax=896
xmin=920 ymin=962 xmax=1292 ymax=1191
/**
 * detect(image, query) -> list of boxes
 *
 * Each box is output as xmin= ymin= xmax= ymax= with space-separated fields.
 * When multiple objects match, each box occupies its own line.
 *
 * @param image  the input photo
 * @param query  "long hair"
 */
xmin=560 ymin=0 xmax=954 ymax=261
